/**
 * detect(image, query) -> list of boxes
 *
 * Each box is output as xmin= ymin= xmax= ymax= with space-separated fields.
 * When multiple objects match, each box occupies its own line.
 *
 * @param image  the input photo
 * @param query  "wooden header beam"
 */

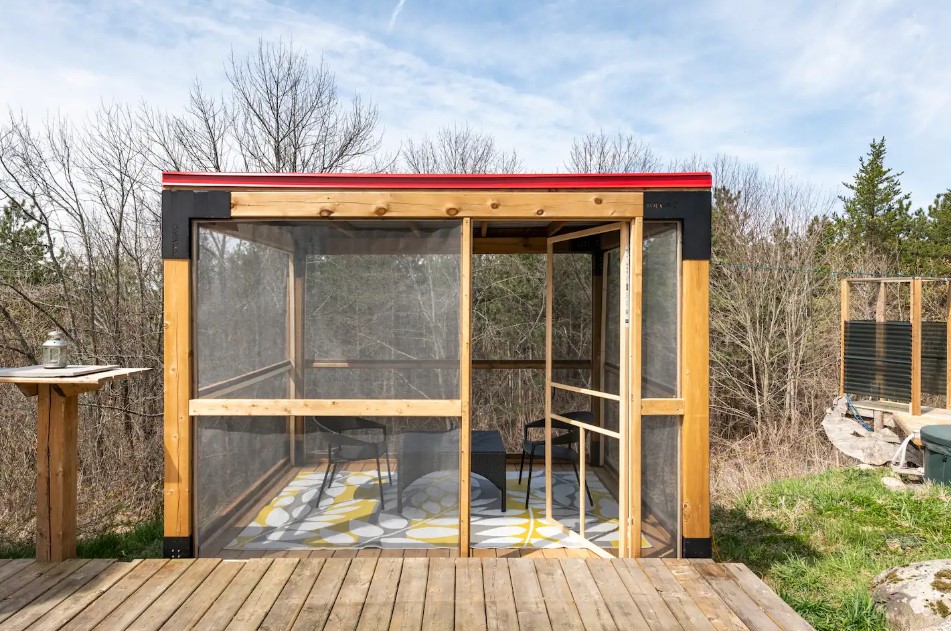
xmin=230 ymin=191 xmax=643 ymax=221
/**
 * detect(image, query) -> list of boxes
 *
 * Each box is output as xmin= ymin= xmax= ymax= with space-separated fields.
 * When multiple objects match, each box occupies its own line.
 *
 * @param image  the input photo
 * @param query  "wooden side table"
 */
xmin=0 ymin=365 xmax=149 ymax=561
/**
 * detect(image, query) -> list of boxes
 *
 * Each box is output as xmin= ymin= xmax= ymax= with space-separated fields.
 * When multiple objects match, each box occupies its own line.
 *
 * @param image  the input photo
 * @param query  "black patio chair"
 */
xmin=519 ymin=411 xmax=595 ymax=509
xmin=312 ymin=416 xmax=392 ymax=510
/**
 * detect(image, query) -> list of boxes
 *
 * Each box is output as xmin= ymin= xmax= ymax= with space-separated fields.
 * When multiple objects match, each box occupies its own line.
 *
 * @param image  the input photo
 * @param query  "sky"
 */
xmin=1 ymin=0 xmax=949 ymax=209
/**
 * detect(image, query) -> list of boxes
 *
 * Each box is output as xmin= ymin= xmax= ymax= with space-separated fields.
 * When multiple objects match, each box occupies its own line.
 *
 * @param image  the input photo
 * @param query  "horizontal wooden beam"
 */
xmin=188 ymin=398 xmax=463 ymax=417
xmin=473 ymin=237 xmax=547 ymax=254
xmin=231 ymin=191 xmax=643 ymax=220
xmin=306 ymin=358 xmax=590 ymax=370
xmin=641 ymin=398 xmax=686 ymax=416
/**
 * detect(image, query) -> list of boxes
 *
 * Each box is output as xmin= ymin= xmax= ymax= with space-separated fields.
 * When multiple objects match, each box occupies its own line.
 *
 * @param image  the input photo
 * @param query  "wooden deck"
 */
xmin=0 ymin=557 xmax=813 ymax=630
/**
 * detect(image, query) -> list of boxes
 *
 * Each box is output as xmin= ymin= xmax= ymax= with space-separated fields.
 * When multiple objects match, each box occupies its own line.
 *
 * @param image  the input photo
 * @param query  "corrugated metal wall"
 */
xmin=844 ymin=321 xmax=912 ymax=401
xmin=922 ymin=322 xmax=947 ymax=396
xmin=844 ymin=320 xmax=948 ymax=401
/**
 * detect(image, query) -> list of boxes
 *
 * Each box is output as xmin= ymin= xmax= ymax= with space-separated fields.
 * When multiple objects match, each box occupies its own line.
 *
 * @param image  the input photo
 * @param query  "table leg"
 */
xmin=36 ymin=385 xmax=78 ymax=561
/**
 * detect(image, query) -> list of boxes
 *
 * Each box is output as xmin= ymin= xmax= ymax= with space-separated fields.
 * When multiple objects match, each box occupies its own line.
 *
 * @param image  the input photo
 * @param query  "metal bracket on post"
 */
xmin=161 ymin=190 xmax=232 ymax=260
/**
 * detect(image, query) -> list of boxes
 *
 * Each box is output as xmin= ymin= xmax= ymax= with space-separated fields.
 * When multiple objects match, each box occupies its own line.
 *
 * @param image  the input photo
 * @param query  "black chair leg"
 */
xmin=524 ymin=452 xmax=534 ymax=508
xmin=571 ymin=462 xmax=594 ymax=507
xmin=375 ymin=456 xmax=386 ymax=510
xmin=316 ymin=460 xmax=337 ymax=508
xmin=384 ymin=449 xmax=393 ymax=484
xmin=518 ymin=450 xmax=526 ymax=483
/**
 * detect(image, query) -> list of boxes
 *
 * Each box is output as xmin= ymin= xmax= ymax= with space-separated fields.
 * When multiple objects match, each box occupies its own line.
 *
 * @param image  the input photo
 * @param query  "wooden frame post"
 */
xmin=911 ymin=277 xmax=922 ymax=415
xmin=946 ymin=281 xmax=951 ymax=404
xmin=290 ymin=249 xmax=305 ymax=465
xmin=590 ymin=251 xmax=604 ymax=466
xmin=629 ymin=218 xmax=643 ymax=557
xmin=36 ymin=384 xmax=78 ymax=562
xmin=164 ymin=258 xmax=193 ymax=557
xmin=459 ymin=218 xmax=473 ymax=556
xmin=681 ymin=258 xmax=710 ymax=556
xmin=840 ymin=279 xmax=850 ymax=397
xmin=873 ymin=282 xmax=886 ymax=429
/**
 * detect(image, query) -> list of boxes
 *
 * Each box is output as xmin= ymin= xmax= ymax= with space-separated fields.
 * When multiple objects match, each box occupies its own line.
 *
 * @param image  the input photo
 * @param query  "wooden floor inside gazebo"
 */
xmin=0 ymin=556 xmax=813 ymax=630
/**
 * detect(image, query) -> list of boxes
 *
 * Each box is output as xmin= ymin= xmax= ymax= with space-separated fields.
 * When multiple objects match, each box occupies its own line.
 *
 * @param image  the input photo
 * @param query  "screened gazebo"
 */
xmin=161 ymin=172 xmax=712 ymax=560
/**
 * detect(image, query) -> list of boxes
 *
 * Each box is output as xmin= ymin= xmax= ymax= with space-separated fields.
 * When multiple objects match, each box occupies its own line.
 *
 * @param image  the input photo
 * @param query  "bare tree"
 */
xmin=397 ymin=124 xmax=521 ymax=174
xmin=144 ymin=39 xmax=382 ymax=174
xmin=227 ymin=40 xmax=380 ymax=172
xmin=566 ymin=131 xmax=660 ymax=173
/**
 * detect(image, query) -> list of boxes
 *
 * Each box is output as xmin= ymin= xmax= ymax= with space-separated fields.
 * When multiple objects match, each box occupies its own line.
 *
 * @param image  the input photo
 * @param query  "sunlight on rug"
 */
xmin=224 ymin=470 xmax=651 ymax=551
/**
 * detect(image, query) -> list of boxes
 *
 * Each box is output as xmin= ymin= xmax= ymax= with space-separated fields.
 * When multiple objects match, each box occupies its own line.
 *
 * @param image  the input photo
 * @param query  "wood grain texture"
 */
xmin=164 ymin=258 xmax=192 ymax=539
xmin=188 ymin=398 xmax=462 ymax=417
xmin=231 ymin=190 xmax=643 ymax=220
xmin=681 ymin=260 xmax=711 ymax=542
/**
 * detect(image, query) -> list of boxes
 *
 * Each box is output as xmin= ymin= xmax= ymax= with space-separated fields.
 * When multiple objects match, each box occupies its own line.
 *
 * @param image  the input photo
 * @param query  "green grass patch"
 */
xmin=0 ymin=517 xmax=162 ymax=561
xmin=714 ymin=468 xmax=951 ymax=631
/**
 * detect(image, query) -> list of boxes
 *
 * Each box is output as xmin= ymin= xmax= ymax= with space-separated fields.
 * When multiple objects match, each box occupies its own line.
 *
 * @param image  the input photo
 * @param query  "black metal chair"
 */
xmin=519 ymin=411 xmax=595 ymax=508
xmin=312 ymin=417 xmax=392 ymax=510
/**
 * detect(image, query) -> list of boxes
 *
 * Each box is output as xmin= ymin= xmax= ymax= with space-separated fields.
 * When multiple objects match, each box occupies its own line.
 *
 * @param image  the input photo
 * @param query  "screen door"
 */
xmin=545 ymin=221 xmax=639 ymax=558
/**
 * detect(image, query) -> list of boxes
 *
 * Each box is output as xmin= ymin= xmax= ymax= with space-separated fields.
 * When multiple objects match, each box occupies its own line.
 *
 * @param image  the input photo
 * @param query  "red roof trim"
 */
xmin=161 ymin=171 xmax=712 ymax=190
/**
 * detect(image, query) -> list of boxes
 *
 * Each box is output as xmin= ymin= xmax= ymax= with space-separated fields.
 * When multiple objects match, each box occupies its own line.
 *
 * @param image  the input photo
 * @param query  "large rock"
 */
xmin=872 ymin=560 xmax=951 ymax=630
xmin=822 ymin=407 xmax=901 ymax=465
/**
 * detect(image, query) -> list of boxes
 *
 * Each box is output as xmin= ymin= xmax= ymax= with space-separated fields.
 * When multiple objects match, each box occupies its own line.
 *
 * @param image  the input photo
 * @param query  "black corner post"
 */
xmin=161 ymin=190 xmax=232 ymax=260
xmin=644 ymin=190 xmax=712 ymax=261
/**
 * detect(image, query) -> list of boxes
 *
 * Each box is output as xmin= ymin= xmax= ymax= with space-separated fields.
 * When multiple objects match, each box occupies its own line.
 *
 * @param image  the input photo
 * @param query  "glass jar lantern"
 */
xmin=41 ymin=331 xmax=68 ymax=369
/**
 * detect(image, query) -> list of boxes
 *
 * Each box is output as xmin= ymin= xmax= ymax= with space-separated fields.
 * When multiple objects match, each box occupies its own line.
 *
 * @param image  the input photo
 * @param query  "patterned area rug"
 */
xmin=225 ymin=470 xmax=648 ymax=551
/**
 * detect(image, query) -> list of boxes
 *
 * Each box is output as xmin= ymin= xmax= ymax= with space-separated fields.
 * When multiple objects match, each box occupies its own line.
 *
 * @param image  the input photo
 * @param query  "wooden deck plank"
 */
xmin=584 ymin=559 xmax=652 ymax=630
xmin=0 ymin=558 xmax=813 ymax=631
xmin=421 ymin=558 xmax=455 ymax=631
xmin=531 ymin=558 xmax=585 ymax=631
xmin=663 ymin=560 xmax=748 ymax=631
xmin=455 ymin=558 xmax=487 ymax=631
xmin=388 ymin=557 xmax=428 ymax=631
xmin=0 ymin=559 xmax=110 ymax=630
xmin=609 ymin=559 xmax=683 ymax=630
xmin=637 ymin=559 xmax=717 ymax=631
xmin=90 ymin=558 xmax=192 ymax=630
xmin=225 ymin=557 xmax=299 ymax=630
xmin=690 ymin=561 xmax=783 ymax=631
xmin=197 ymin=558 xmax=273 ymax=631
xmin=0 ymin=560 xmax=36 ymax=588
xmin=722 ymin=563 xmax=814 ymax=631
xmin=133 ymin=557 xmax=221 ymax=630
xmin=558 ymin=558 xmax=618 ymax=630
xmin=290 ymin=559 xmax=350 ymax=631
xmin=29 ymin=560 xmax=141 ymax=631
xmin=481 ymin=558 xmax=519 ymax=631
xmin=259 ymin=558 xmax=324 ymax=630
xmin=325 ymin=557 xmax=377 ymax=631
xmin=356 ymin=557 xmax=402 ymax=630
xmin=507 ymin=557 xmax=552 ymax=631
xmin=59 ymin=559 xmax=168 ymax=630
xmin=0 ymin=558 xmax=90 ymax=624
xmin=0 ymin=561 xmax=58 ymax=601
xmin=160 ymin=559 xmax=245 ymax=630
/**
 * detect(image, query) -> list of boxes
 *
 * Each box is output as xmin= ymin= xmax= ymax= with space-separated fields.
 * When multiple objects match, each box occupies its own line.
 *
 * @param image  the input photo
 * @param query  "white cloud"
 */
xmin=0 ymin=0 xmax=949 ymax=206
xmin=388 ymin=0 xmax=407 ymax=33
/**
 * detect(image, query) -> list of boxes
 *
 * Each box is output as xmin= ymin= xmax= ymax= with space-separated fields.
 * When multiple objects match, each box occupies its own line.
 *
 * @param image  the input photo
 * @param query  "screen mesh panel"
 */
xmin=922 ymin=321 xmax=947 ymax=397
xmin=641 ymin=415 xmax=680 ymax=558
xmin=303 ymin=222 xmax=460 ymax=399
xmin=642 ymin=223 xmax=679 ymax=397
xmin=196 ymin=226 xmax=289 ymax=391
xmin=844 ymin=321 xmax=911 ymax=401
